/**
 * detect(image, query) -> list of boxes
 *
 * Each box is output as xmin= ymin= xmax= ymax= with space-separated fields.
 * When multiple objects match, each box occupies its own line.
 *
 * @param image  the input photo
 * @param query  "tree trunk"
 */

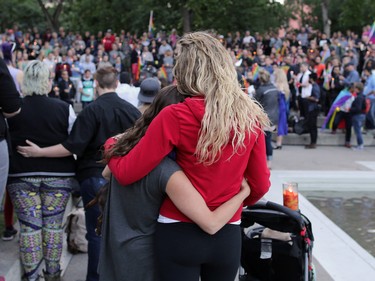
xmin=182 ymin=7 xmax=191 ymax=33
xmin=321 ymin=0 xmax=330 ymax=37
xmin=36 ymin=0 xmax=64 ymax=32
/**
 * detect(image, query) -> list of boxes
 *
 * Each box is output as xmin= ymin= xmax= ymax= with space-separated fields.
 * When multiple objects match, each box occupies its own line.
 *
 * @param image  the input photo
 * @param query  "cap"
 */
xmin=345 ymin=62 xmax=354 ymax=68
xmin=138 ymin=78 xmax=161 ymax=103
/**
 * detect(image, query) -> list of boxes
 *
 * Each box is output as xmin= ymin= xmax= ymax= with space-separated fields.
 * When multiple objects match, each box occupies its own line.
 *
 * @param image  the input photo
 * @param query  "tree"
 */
xmin=36 ymin=0 xmax=65 ymax=32
xmin=302 ymin=0 xmax=375 ymax=34
xmin=0 ymin=0 xmax=44 ymax=31
xmin=321 ymin=0 xmax=330 ymax=37
xmin=1 ymin=0 xmax=290 ymax=36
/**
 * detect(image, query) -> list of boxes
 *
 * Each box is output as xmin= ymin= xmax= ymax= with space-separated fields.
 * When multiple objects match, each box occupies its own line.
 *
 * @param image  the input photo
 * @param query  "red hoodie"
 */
xmin=107 ymin=96 xmax=270 ymax=223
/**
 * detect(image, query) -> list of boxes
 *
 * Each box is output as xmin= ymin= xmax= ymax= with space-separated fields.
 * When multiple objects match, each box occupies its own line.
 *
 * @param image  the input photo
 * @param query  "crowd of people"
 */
xmin=0 ymin=23 xmax=375 ymax=281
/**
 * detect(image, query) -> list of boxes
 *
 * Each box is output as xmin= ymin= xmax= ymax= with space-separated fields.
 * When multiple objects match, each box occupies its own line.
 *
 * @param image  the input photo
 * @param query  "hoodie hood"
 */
xmin=183 ymin=96 xmax=205 ymax=123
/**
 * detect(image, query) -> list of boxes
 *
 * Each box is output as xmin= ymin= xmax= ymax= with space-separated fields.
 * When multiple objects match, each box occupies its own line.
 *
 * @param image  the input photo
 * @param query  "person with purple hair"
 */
xmin=1 ymin=42 xmax=23 ymax=95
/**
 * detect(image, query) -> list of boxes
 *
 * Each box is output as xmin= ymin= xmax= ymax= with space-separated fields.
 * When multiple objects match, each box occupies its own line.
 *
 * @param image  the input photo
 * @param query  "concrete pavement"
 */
xmin=267 ymin=145 xmax=375 ymax=281
xmin=63 ymin=145 xmax=375 ymax=280
xmin=2 ymin=145 xmax=375 ymax=280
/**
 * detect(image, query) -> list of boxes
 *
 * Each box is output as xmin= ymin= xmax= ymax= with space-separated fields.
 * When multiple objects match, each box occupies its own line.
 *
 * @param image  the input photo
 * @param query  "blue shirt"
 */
xmin=364 ymin=72 xmax=375 ymax=100
xmin=343 ymin=70 xmax=360 ymax=88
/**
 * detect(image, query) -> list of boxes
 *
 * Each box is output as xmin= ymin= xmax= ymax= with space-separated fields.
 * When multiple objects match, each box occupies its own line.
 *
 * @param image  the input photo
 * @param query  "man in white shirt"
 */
xmin=296 ymin=62 xmax=312 ymax=117
xmin=116 ymin=72 xmax=140 ymax=108
xmin=242 ymin=31 xmax=256 ymax=46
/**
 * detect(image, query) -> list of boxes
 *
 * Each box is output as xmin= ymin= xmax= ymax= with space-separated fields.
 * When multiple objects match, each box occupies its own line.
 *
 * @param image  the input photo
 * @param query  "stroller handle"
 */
xmin=244 ymin=201 xmax=305 ymax=229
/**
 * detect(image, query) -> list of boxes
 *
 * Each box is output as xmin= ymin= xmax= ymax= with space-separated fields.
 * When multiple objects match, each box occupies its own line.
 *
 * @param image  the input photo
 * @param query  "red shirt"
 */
xmin=102 ymin=35 xmax=115 ymax=52
xmin=107 ymin=97 xmax=270 ymax=222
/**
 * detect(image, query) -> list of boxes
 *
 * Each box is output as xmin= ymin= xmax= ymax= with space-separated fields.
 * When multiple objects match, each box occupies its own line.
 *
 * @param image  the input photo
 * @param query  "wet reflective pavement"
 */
xmin=303 ymin=191 xmax=375 ymax=257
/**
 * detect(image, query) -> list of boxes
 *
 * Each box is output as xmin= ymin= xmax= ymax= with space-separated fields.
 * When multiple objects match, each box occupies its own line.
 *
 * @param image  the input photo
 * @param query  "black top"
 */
xmin=58 ymin=78 xmax=76 ymax=102
xmin=0 ymin=58 xmax=22 ymax=140
xmin=350 ymin=93 xmax=366 ymax=115
xmin=62 ymin=92 xmax=141 ymax=182
xmin=8 ymin=95 xmax=76 ymax=176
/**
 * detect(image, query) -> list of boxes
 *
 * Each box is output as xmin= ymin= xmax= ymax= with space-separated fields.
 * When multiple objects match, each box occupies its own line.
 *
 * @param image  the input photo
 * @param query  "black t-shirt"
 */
xmin=62 ymin=92 xmax=141 ymax=181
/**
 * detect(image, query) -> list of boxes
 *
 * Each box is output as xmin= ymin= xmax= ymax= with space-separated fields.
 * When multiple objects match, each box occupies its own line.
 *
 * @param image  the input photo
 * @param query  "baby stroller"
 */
xmin=240 ymin=201 xmax=315 ymax=281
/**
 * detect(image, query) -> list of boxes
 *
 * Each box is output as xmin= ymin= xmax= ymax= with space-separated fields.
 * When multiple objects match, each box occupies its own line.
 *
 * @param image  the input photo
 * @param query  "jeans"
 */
xmin=80 ymin=177 xmax=108 ymax=281
xmin=366 ymin=98 xmax=375 ymax=129
xmin=265 ymin=131 xmax=273 ymax=160
xmin=352 ymin=114 xmax=366 ymax=146
xmin=0 ymin=139 xmax=9 ymax=205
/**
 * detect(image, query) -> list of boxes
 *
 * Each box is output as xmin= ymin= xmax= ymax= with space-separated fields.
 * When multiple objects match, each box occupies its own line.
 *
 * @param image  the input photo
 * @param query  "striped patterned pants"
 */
xmin=7 ymin=177 xmax=73 ymax=280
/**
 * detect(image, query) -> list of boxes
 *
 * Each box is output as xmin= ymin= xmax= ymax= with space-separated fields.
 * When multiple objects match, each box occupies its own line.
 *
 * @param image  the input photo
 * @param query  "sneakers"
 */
xmin=2 ymin=227 xmax=18 ymax=241
xmin=352 ymin=145 xmax=364 ymax=151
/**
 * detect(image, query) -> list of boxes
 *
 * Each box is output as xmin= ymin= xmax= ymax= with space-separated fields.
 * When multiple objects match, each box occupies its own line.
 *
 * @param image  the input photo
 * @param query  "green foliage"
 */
xmin=338 ymin=0 xmax=375 ymax=32
xmin=1 ymin=0 xmax=290 ymax=34
xmin=301 ymin=0 xmax=375 ymax=34
xmin=0 ymin=0 xmax=45 ymax=30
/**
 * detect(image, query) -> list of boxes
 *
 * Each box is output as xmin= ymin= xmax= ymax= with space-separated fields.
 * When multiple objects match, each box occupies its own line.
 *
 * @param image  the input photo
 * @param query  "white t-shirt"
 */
xmin=243 ymin=36 xmax=256 ymax=45
xmin=116 ymin=84 xmax=140 ymax=108
xmin=297 ymin=70 xmax=312 ymax=98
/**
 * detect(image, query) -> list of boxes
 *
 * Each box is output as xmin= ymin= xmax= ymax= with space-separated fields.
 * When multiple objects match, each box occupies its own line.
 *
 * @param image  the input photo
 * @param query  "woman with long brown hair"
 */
xmin=101 ymin=85 xmax=251 ymax=281
xmin=106 ymin=32 xmax=271 ymax=281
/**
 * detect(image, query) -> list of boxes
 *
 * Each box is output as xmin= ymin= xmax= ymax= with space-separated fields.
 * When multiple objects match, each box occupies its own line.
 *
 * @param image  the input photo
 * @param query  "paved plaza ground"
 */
xmin=1 ymin=145 xmax=375 ymax=280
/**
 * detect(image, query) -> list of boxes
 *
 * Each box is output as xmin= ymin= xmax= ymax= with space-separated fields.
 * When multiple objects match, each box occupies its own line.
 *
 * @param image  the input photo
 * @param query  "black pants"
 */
xmin=155 ymin=222 xmax=241 ymax=281
xmin=302 ymin=99 xmax=319 ymax=144
xmin=306 ymin=109 xmax=319 ymax=144
xmin=265 ymin=131 xmax=273 ymax=160
xmin=320 ymin=87 xmax=327 ymax=115
xmin=332 ymin=111 xmax=352 ymax=142
xmin=289 ymin=86 xmax=298 ymax=111
xmin=298 ymin=95 xmax=306 ymax=118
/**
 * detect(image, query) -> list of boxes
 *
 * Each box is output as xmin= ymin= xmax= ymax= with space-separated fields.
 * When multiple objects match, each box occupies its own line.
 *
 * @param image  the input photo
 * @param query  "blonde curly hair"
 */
xmin=173 ymin=32 xmax=270 ymax=165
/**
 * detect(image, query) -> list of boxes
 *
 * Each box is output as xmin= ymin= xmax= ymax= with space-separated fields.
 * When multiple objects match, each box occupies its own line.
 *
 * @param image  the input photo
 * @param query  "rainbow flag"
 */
xmin=148 ymin=10 xmax=155 ymax=35
xmin=368 ymin=21 xmax=375 ymax=44
xmin=158 ymin=65 xmax=167 ymax=79
xmin=236 ymin=51 xmax=242 ymax=60
xmin=281 ymin=65 xmax=289 ymax=75
xmin=321 ymin=88 xmax=351 ymax=129
xmin=322 ymin=67 xmax=332 ymax=90
xmin=242 ymin=76 xmax=249 ymax=93
xmin=251 ymin=63 xmax=260 ymax=81
xmin=136 ymin=56 xmax=142 ymax=81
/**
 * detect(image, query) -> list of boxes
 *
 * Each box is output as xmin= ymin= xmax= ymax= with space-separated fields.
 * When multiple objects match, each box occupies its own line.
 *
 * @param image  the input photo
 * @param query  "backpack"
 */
xmin=363 ymin=98 xmax=371 ymax=114
xmin=65 ymin=207 xmax=88 ymax=254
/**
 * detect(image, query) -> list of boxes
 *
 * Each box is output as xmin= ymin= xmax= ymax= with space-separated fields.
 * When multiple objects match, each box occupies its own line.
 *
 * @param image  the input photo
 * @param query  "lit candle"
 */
xmin=282 ymin=183 xmax=299 ymax=211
